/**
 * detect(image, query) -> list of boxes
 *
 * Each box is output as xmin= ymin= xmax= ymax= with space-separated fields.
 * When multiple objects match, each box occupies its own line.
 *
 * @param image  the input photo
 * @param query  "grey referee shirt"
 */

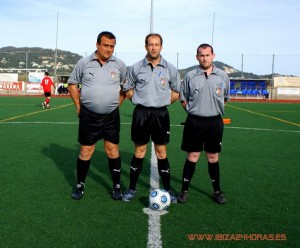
xmin=180 ymin=65 xmax=230 ymax=117
xmin=68 ymin=52 xmax=126 ymax=114
xmin=123 ymin=56 xmax=181 ymax=107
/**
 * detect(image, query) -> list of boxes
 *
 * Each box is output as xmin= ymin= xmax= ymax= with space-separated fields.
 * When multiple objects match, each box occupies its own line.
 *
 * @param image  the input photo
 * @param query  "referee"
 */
xmin=177 ymin=43 xmax=230 ymax=204
xmin=122 ymin=33 xmax=181 ymax=203
xmin=68 ymin=31 xmax=127 ymax=201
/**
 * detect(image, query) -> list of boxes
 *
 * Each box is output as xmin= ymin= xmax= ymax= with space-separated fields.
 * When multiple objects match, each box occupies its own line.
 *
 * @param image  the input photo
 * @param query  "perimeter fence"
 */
xmin=1 ymin=51 xmax=300 ymax=100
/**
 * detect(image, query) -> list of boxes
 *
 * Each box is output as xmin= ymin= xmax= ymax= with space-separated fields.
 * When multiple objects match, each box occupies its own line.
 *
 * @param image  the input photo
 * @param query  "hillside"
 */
xmin=180 ymin=62 xmax=273 ymax=79
xmin=0 ymin=46 xmax=82 ymax=74
xmin=0 ymin=46 xmax=272 ymax=79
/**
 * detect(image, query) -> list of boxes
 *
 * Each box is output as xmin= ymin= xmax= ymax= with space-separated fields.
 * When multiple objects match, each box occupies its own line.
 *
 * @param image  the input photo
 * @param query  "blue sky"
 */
xmin=0 ymin=0 xmax=300 ymax=75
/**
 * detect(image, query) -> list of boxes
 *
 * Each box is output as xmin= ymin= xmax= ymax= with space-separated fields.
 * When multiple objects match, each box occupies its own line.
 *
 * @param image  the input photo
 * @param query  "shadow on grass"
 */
xmin=170 ymin=171 xmax=212 ymax=200
xmin=40 ymin=143 xmax=78 ymax=188
xmin=40 ymin=143 xmax=152 ymax=196
xmin=40 ymin=142 xmax=208 ymax=201
xmin=138 ymin=196 xmax=149 ymax=207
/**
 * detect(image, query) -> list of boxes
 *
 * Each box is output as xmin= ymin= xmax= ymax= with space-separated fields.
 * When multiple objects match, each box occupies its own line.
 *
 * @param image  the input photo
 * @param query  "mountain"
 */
xmin=180 ymin=62 xmax=274 ymax=79
xmin=0 ymin=46 xmax=274 ymax=79
xmin=0 ymin=46 xmax=82 ymax=75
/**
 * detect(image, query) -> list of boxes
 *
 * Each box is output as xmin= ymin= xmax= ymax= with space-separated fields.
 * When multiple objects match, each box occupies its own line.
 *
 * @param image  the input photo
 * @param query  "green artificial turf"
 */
xmin=0 ymin=96 xmax=299 ymax=248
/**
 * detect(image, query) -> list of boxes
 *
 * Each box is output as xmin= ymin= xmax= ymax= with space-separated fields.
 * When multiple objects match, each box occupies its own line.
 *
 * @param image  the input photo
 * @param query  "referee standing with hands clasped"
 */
xmin=68 ymin=31 xmax=127 ymax=201
xmin=122 ymin=33 xmax=181 ymax=203
xmin=177 ymin=43 xmax=230 ymax=204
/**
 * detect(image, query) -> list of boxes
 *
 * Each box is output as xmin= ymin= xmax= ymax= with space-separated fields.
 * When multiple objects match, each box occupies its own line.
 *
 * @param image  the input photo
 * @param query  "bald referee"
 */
xmin=122 ymin=33 xmax=181 ymax=203
xmin=68 ymin=31 xmax=127 ymax=201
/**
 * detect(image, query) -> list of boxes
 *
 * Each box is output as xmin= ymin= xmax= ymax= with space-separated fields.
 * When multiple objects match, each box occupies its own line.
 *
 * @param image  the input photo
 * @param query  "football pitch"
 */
xmin=0 ymin=96 xmax=299 ymax=248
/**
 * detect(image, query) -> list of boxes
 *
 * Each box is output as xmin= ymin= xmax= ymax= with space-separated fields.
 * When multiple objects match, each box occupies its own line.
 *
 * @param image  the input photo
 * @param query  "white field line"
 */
xmin=147 ymin=142 xmax=161 ymax=248
xmin=142 ymin=142 xmax=167 ymax=248
xmin=149 ymin=142 xmax=160 ymax=191
xmin=224 ymin=126 xmax=300 ymax=133
xmin=0 ymin=121 xmax=79 ymax=124
xmin=1 ymin=121 xmax=300 ymax=134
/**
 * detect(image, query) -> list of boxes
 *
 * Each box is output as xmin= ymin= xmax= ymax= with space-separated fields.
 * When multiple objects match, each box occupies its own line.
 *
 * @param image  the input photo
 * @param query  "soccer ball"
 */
xmin=149 ymin=189 xmax=171 ymax=211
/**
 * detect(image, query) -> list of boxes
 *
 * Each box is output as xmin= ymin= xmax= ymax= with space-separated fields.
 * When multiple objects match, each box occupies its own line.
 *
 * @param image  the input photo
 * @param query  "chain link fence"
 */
xmin=1 ymin=50 xmax=300 ymax=100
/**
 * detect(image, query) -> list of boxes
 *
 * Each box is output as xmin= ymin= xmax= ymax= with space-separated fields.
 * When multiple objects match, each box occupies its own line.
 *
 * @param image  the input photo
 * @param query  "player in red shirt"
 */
xmin=40 ymin=72 xmax=56 ymax=109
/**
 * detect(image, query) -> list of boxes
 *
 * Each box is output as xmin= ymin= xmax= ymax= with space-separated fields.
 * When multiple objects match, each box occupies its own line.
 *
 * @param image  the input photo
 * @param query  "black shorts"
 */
xmin=44 ymin=92 xmax=51 ymax=97
xmin=131 ymin=105 xmax=170 ymax=145
xmin=78 ymin=106 xmax=120 ymax=146
xmin=181 ymin=114 xmax=224 ymax=153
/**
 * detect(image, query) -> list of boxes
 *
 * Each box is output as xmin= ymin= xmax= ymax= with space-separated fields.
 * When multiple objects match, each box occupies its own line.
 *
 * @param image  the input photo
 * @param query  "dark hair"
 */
xmin=97 ymin=31 xmax=116 ymax=44
xmin=197 ymin=43 xmax=214 ymax=54
xmin=145 ymin=33 xmax=163 ymax=45
xmin=45 ymin=72 xmax=49 ymax=76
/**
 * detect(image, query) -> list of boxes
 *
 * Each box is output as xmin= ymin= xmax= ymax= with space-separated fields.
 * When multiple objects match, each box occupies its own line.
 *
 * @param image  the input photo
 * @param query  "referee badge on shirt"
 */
xmin=160 ymin=78 xmax=167 ymax=86
xmin=216 ymin=87 xmax=221 ymax=96
xmin=216 ymin=82 xmax=225 ymax=96
xmin=111 ymin=72 xmax=116 ymax=79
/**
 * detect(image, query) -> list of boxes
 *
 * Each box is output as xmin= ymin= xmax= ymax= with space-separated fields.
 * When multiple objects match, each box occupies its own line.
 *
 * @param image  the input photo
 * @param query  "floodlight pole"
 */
xmin=272 ymin=54 xmax=275 ymax=79
xmin=211 ymin=12 xmax=215 ymax=46
xmin=26 ymin=51 xmax=28 ymax=82
xmin=54 ymin=12 xmax=59 ymax=84
xmin=150 ymin=0 xmax=153 ymax=33
xmin=241 ymin=54 xmax=244 ymax=78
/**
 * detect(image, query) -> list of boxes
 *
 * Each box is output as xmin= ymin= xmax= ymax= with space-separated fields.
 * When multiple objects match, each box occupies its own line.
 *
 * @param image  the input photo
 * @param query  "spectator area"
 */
xmin=56 ymin=75 xmax=69 ymax=95
xmin=230 ymin=79 xmax=270 ymax=99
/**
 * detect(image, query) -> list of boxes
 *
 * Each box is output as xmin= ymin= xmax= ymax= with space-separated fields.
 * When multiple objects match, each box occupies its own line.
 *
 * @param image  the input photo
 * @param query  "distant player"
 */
xmin=40 ymin=72 xmax=56 ymax=109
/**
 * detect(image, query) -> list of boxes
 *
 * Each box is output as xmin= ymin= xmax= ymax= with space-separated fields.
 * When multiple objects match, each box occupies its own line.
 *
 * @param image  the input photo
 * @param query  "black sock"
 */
xmin=208 ymin=161 xmax=221 ymax=192
xmin=181 ymin=159 xmax=196 ymax=191
xmin=157 ymin=157 xmax=171 ymax=191
xmin=129 ymin=156 xmax=144 ymax=191
xmin=108 ymin=157 xmax=121 ymax=190
xmin=77 ymin=158 xmax=91 ymax=184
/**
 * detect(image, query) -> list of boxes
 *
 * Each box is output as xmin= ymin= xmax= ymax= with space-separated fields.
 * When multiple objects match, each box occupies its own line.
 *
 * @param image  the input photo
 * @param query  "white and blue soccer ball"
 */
xmin=149 ymin=189 xmax=171 ymax=211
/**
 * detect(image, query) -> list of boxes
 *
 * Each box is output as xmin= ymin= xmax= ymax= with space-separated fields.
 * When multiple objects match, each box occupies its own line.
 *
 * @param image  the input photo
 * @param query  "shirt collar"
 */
xmin=197 ymin=64 xmax=219 ymax=75
xmin=142 ymin=55 xmax=167 ymax=68
xmin=89 ymin=50 xmax=115 ymax=63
